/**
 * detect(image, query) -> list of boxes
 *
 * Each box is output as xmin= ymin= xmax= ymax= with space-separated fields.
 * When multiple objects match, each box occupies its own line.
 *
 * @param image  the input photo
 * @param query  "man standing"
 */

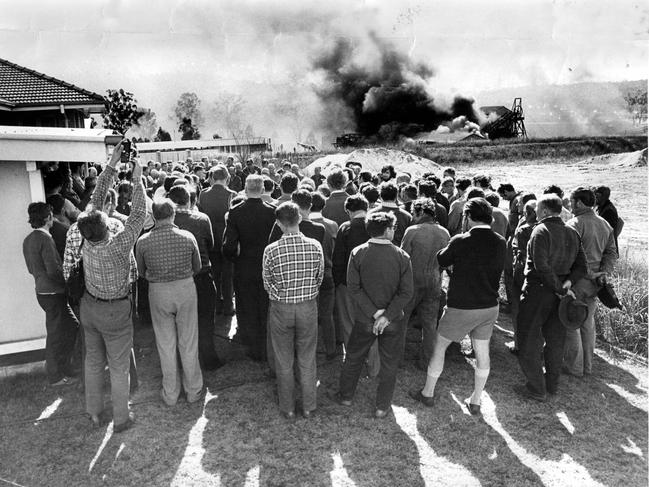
xmin=223 ymin=175 xmax=277 ymax=362
xmin=593 ymin=185 xmax=622 ymax=252
xmin=23 ymin=202 xmax=79 ymax=386
xmin=497 ymin=183 xmax=523 ymax=313
xmin=136 ymin=199 xmax=203 ymax=406
xmin=564 ymin=187 xmax=617 ymax=377
xmin=334 ymin=212 xmax=413 ymax=418
xmin=198 ymin=165 xmax=236 ymax=315
xmin=169 ymin=186 xmax=223 ymax=371
xmin=401 ymin=198 xmax=450 ymax=369
xmin=322 ymin=169 xmax=350 ymax=226
xmin=515 ymin=194 xmax=587 ymax=401
xmin=447 ymin=177 xmax=472 ymax=235
xmin=77 ymin=143 xmax=145 ymax=432
xmin=371 ymin=182 xmax=412 ymax=245
xmin=410 ymin=198 xmax=506 ymax=415
xmin=263 ymin=202 xmax=324 ymax=419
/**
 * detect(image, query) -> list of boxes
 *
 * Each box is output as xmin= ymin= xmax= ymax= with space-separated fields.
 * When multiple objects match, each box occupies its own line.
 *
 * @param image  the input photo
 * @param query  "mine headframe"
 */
xmin=481 ymin=98 xmax=528 ymax=140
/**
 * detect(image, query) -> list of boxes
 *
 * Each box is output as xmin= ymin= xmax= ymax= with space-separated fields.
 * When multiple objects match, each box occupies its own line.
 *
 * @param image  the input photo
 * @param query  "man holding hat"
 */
xmin=515 ymin=194 xmax=587 ymax=402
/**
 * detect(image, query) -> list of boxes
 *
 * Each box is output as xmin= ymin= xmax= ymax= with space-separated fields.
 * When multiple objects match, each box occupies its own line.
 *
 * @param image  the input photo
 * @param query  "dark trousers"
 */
xmin=136 ymin=277 xmax=151 ymax=325
xmin=517 ymin=283 xmax=565 ymax=396
xmin=317 ymin=279 xmax=336 ymax=355
xmin=194 ymin=271 xmax=221 ymax=369
xmin=339 ymin=318 xmax=405 ymax=410
xmin=209 ymin=250 xmax=234 ymax=313
xmin=36 ymin=293 xmax=79 ymax=383
xmin=233 ymin=272 xmax=269 ymax=362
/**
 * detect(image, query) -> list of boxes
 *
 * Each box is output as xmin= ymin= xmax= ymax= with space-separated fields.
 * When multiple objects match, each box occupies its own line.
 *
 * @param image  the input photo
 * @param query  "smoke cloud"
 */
xmin=311 ymin=33 xmax=481 ymax=141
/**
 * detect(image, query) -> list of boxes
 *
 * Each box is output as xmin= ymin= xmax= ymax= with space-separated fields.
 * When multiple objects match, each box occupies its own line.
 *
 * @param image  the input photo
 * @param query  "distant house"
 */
xmin=0 ymin=58 xmax=105 ymax=128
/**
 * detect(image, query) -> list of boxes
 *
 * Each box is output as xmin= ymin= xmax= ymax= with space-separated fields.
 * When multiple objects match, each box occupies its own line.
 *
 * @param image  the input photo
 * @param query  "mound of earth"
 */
xmin=582 ymin=149 xmax=648 ymax=167
xmin=304 ymin=148 xmax=440 ymax=177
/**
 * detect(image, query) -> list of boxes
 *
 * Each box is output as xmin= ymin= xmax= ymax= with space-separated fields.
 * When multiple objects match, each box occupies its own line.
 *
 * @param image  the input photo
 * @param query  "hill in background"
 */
xmin=474 ymin=80 xmax=647 ymax=138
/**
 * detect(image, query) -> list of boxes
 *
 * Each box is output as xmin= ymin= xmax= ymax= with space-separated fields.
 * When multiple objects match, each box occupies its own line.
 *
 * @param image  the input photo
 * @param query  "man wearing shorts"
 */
xmin=410 ymin=198 xmax=506 ymax=415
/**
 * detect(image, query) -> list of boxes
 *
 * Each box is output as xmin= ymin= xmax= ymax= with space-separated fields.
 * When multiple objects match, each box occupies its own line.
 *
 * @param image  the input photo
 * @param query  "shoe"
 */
xmin=375 ymin=409 xmax=390 ymax=419
xmin=329 ymin=391 xmax=352 ymax=407
xmin=561 ymin=366 xmax=583 ymax=378
xmin=51 ymin=376 xmax=78 ymax=387
xmin=187 ymin=386 xmax=207 ymax=404
xmin=302 ymin=409 xmax=315 ymax=419
xmin=87 ymin=411 xmax=109 ymax=428
xmin=408 ymin=389 xmax=435 ymax=407
xmin=512 ymin=384 xmax=547 ymax=403
xmin=113 ymin=412 xmax=135 ymax=433
xmin=463 ymin=398 xmax=481 ymax=416
xmin=282 ymin=411 xmax=296 ymax=420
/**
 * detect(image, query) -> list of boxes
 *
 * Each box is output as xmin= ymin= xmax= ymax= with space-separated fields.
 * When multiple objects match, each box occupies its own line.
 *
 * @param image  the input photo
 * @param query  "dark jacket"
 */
xmin=438 ymin=226 xmax=507 ymax=309
xmin=197 ymin=184 xmax=236 ymax=253
xmin=332 ymin=216 xmax=369 ymax=286
xmin=23 ymin=229 xmax=66 ymax=294
xmin=347 ymin=240 xmax=414 ymax=323
xmin=523 ymin=216 xmax=587 ymax=294
xmin=174 ymin=209 xmax=214 ymax=273
xmin=322 ymin=191 xmax=349 ymax=227
xmin=222 ymin=198 xmax=276 ymax=276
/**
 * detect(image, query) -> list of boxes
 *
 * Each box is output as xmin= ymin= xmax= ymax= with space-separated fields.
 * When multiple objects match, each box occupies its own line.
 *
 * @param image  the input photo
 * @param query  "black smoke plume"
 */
xmin=313 ymin=35 xmax=480 ymax=140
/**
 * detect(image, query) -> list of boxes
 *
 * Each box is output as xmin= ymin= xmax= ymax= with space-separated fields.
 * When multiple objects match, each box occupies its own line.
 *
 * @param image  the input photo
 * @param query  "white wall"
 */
xmin=0 ymin=162 xmax=46 ymax=349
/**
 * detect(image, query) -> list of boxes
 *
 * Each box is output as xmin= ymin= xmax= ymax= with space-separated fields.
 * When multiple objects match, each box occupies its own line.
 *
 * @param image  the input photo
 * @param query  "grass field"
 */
xmin=0 ymin=144 xmax=646 ymax=486
xmin=0 ymin=314 xmax=647 ymax=487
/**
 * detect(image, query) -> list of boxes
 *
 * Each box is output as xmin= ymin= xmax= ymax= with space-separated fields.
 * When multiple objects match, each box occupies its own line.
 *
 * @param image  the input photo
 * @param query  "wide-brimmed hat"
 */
xmin=558 ymin=294 xmax=589 ymax=329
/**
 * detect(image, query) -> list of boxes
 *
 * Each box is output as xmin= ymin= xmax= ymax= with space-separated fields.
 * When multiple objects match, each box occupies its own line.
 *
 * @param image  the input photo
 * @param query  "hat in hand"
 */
xmin=597 ymin=282 xmax=622 ymax=310
xmin=558 ymin=294 xmax=589 ymax=330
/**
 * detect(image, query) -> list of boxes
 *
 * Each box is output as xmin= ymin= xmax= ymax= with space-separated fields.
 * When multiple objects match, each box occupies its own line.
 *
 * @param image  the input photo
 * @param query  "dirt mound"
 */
xmin=304 ymin=148 xmax=440 ymax=177
xmin=582 ymin=149 xmax=648 ymax=167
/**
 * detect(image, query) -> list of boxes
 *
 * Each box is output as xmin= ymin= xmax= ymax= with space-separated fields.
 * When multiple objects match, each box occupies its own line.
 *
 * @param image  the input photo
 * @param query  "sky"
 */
xmin=1 ymin=0 xmax=647 ymax=143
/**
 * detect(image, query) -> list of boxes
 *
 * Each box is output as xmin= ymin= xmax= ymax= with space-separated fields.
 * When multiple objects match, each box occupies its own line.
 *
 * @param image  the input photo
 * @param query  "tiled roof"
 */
xmin=0 ymin=58 xmax=105 ymax=108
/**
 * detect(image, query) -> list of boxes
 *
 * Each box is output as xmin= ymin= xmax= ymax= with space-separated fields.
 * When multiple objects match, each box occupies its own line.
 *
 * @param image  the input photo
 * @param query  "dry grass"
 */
xmin=0 ymin=319 xmax=647 ymax=487
xmin=596 ymin=251 xmax=649 ymax=357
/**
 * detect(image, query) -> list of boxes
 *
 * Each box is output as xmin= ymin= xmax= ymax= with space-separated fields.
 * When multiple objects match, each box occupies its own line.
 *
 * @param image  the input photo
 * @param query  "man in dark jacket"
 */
xmin=198 ymin=165 xmax=236 ymax=315
xmin=410 ymin=198 xmax=506 ymax=416
xmin=322 ymin=169 xmax=350 ymax=226
xmin=223 ymin=175 xmax=276 ymax=362
xmin=334 ymin=211 xmax=413 ymax=418
xmin=23 ymin=202 xmax=79 ymax=386
xmin=515 ymin=194 xmax=587 ymax=401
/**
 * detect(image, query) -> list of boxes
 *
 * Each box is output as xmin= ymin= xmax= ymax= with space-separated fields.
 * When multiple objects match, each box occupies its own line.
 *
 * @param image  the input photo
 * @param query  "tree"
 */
xmin=174 ymin=92 xmax=204 ymax=130
xmin=154 ymin=127 xmax=172 ymax=142
xmin=213 ymin=93 xmax=251 ymax=161
xmin=179 ymin=117 xmax=201 ymax=140
xmin=103 ymin=88 xmax=145 ymax=134
xmin=212 ymin=133 xmax=222 ymax=139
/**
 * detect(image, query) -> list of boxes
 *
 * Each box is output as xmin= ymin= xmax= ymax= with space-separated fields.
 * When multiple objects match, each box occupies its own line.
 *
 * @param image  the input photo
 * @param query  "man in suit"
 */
xmin=23 ymin=202 xmax=79 ymax=386
xmin=223 ymin=175 xmax=277 ymax=362
xmin=198 ymin=165 xmax=236 ymax=315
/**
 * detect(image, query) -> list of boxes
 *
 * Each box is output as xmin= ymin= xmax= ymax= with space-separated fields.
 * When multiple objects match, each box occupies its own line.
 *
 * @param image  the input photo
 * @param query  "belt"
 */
xmin=85 ymin=290 xmax=129 ymax=303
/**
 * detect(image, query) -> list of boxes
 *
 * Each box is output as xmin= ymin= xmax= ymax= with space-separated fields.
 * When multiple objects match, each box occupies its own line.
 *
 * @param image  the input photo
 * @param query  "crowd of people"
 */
xmin=22 ymin=141 xmax=623 ymax=430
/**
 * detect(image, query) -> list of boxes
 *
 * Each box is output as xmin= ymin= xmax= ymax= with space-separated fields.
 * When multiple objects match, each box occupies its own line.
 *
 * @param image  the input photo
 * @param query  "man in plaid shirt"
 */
xmin=263 ymin=202 xmax=324 ymax=419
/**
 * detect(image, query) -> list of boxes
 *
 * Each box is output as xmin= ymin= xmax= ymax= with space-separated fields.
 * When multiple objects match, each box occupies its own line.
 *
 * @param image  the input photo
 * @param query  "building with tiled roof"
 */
xmin=0 ymin=58 xmax=105 ymax=128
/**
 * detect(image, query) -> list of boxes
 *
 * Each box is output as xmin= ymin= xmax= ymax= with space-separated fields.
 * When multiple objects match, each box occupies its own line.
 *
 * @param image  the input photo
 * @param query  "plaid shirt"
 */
xmin=82 ymin=166 xmax=146 ymax=299
xmin=62 ymin=218 xmax=137 ymax=283
xmin=135 ymin=222 xmax=201 ymax=283
xmin=263 ymin=232 xmax=324 ymax=303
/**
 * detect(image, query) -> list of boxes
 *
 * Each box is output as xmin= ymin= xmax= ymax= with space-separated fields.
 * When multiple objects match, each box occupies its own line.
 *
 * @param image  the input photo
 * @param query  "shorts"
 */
xmin=436 ymin=305 xmax=499 ymax=342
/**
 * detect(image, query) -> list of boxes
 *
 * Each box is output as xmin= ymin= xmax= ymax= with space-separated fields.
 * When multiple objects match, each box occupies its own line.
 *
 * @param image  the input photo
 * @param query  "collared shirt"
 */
xmin=262 ymin=232 xmax=324 ymax=303
xmin=136 ymin=221 xmax=201 ymax=283
xmin=63 ymin=217 xmax=137 ymax=283
xmin=82 ymin=166 xmax=146 ymax=299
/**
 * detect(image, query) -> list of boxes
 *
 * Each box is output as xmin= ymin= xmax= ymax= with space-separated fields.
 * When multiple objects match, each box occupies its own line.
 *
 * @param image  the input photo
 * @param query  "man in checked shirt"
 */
xmin=263 ymin=202 xmax=324 ymax=420
xmin=76 ymin=142 xmax=145 ymax=433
